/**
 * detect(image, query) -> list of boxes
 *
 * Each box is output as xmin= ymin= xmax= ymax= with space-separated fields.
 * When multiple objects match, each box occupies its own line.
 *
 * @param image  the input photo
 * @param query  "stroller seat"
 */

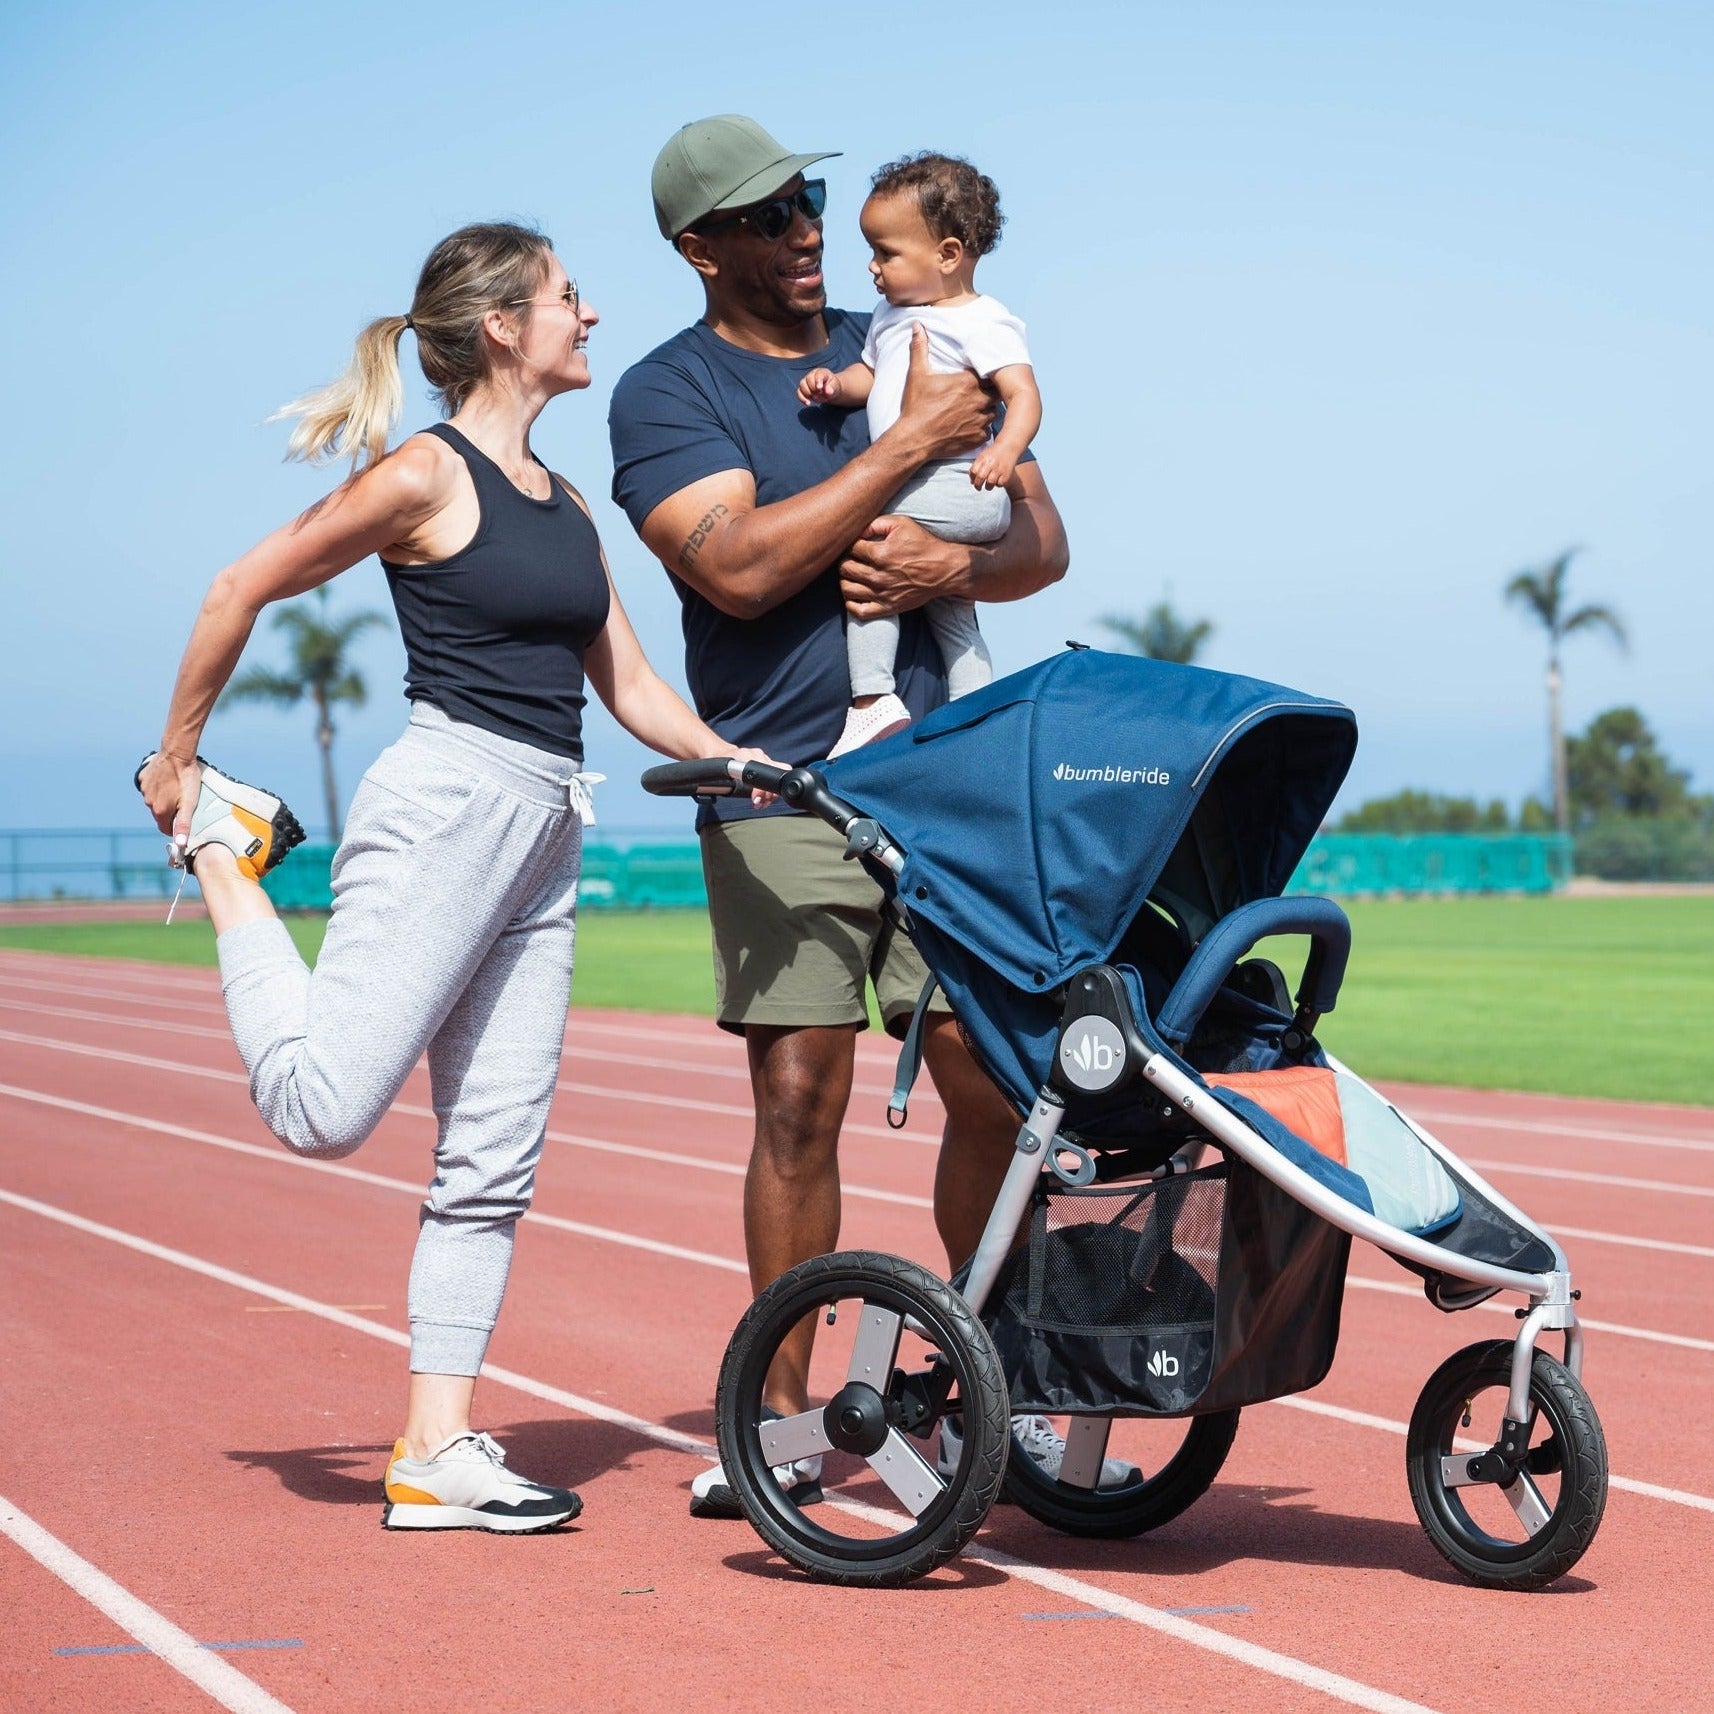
xmin=1205 ymin=1063 xmax=1462 ymax=1237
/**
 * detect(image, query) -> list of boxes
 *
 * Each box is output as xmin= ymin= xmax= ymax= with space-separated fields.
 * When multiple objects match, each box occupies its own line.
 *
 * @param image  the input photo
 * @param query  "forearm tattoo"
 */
xmin=677 ymin=503 xmax=730 ymax=574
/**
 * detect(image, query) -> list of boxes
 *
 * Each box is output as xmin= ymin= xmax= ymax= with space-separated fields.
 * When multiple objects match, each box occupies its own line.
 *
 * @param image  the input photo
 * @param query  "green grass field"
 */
xmin=4 ymin=896 xmax=1711 ymax=1106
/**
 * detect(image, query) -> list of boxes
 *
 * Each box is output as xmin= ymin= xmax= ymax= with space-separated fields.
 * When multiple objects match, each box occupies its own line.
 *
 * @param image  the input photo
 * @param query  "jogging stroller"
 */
xmin=643 ymin=649 xmax=1608 ymax=1591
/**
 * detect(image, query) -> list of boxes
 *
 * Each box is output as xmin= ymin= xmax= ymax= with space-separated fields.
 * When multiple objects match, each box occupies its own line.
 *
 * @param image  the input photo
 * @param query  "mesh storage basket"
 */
xmin=984 ymin=1158 xmax=1350 ymax=1417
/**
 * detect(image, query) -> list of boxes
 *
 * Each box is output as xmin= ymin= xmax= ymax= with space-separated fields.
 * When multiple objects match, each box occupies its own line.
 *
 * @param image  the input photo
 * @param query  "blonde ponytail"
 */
xmin=274 ymin=223 xmax=553 ymax=472
xmin=273 ymin=314 xmax=410 ymax=470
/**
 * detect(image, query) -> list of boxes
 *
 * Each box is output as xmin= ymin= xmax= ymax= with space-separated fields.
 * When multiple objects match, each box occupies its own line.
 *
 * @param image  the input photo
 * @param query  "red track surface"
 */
xmin=1 ymin=947 xmax=1710 ymax=1714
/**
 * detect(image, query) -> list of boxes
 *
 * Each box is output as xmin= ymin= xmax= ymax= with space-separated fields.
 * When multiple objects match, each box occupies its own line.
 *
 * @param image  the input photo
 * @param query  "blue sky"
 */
xmin=2 ymin=0 xmax=1708 ymax=833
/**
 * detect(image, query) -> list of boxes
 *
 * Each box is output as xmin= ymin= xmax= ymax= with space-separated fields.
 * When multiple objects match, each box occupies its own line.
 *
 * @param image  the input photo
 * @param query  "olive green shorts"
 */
xmin=701 ymin=813 xmax=940 ymax=1036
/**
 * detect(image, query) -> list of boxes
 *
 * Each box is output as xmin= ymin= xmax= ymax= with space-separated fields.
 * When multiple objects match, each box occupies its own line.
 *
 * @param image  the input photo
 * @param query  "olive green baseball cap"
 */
xmin=652 ymin=114 xmax=839 ymax=240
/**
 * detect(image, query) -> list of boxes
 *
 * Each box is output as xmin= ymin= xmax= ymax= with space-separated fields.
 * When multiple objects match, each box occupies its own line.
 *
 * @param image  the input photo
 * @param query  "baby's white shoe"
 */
xmin=828 ymin=694 xmax=911 ymax=759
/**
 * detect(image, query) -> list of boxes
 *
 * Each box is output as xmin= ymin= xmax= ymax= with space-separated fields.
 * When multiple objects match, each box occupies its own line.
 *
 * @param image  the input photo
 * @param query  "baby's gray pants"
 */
xmin=215 ymin=702 xmax=589 ymax=1375
xmin=847 ymin=460 xmax=1006 ymax=699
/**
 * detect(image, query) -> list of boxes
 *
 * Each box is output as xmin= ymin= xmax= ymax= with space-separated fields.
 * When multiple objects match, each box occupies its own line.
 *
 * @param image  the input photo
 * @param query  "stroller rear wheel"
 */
xmin=715 ymin=1250 xmax=1010 ymax=1587
xmin=1407 ymin=1339 xmax=1607 ymax=1591
xmin=1003 ymin=1408 xmax=1241 ymax=1538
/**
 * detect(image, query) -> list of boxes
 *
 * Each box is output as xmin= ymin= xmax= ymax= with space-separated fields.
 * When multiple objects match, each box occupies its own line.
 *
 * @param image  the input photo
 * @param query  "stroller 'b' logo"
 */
xmin=1058 ymin=1018 xmax=1126 ymax=1091
xmin=1148 ymin=1348 xmax=1180 ymax=1378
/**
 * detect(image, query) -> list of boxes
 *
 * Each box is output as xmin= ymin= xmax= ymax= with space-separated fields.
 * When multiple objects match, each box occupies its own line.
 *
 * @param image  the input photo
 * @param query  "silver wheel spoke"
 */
xmin=1503 ymin=1472 xmax=1553 ymax=1536
xmin=846 ymin=1304 xmax=903 ymax=1388
xmin=1057 ymin=1417 xmax=1113 ymax=1490
xmin=758 ymin=1409 xmax=831 ymax=1467
xmin=1440 ymin=1453 xmax=1485 ymax=1489
xmin=865 ymin=1428 xmax=945 ymax=1516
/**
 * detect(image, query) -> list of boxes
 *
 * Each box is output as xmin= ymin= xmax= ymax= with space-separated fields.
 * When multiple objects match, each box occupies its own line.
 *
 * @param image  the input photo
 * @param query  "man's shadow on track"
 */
xmin=226 ymin=1417 xmax=654 ymax=1507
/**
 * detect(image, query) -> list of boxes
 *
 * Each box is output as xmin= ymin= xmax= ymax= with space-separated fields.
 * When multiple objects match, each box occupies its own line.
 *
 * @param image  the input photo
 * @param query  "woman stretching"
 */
xmin=138 ymin=222 xmax=770 ymax=1534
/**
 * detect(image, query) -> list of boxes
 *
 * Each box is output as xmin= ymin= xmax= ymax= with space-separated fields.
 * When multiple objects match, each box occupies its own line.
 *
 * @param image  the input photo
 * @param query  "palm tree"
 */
xmin=221 ymin=588 xmax=389 ymax=838
xmin=1504 ymin=549 xmax=1627 ymax=832
xmin=1100 ymin=600 xmax=1214 ymax=665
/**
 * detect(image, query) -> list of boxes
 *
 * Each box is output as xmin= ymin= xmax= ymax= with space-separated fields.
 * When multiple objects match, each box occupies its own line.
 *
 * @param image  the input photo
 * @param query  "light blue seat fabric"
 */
xmin=1333 ymin=1071 xmax=1461 ymax=1236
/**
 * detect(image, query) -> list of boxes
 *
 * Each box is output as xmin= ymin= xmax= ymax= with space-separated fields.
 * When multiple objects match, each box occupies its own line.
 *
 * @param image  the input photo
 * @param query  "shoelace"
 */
xmin=1012 ymin=1416 xmax=1064 ymax=1463
xmin=438 ymin=1430 xmax=508 ymax=1467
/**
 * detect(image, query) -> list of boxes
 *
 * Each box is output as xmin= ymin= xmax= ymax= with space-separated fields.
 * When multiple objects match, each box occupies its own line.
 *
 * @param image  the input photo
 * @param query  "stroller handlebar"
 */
xmin=641 ymin=757 xmax=789 ymax=797
xmin=1157 ymin=895 xmax=1352 ymax=1046
xmin=640 ymin=759 xmax=867 ymax=834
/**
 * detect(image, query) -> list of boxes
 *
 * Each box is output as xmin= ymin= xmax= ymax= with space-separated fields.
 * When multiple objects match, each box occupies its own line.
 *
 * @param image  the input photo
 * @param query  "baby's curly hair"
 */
xmin=869 ymin=152 xmax=1005 ymax=256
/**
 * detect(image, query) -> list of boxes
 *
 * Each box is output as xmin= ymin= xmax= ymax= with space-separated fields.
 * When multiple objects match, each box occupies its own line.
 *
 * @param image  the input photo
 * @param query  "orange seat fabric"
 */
xmin=1203 ymin=1064 xmax=1348 ymax=1165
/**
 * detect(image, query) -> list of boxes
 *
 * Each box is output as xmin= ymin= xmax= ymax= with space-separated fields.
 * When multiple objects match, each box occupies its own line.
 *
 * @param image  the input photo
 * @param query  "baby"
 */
xmin=798 ymin=152 xmax=1042 ymax=757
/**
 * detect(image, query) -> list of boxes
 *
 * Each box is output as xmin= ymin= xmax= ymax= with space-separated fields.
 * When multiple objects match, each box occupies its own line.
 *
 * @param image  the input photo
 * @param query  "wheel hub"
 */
xmin=823 ymin=1382 xmax=890 ymax=1456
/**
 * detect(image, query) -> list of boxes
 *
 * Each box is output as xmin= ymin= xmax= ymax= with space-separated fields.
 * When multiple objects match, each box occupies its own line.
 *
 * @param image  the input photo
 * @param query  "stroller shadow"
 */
xmin=723 ymin=1546 xmax=1009 ymax=1590
xmin=986 ymin=1479 xmax=1597 ymax=1593
xmin=226 ymin=1417 xmax=657 ymax=1508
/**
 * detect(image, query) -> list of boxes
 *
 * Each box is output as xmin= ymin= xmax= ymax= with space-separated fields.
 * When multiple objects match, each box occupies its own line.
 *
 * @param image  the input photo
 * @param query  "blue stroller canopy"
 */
xmin=823 ymin=649 xmax=1357 ymax=997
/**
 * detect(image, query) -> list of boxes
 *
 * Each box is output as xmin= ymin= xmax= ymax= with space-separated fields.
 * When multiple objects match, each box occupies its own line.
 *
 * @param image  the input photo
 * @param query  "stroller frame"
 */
xmin=644 ymin=657 xmax=1607 ymax=1590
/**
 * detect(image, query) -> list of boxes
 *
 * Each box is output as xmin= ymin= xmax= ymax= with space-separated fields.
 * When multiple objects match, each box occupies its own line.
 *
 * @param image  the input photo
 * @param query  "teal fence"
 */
xmin=1288 ymin=833 xmax=1574 ymax=897
xmin=258 ymin=841 xmax=710 ymax=912
xmin=0 ymin=828 xmax=1578 ymax=909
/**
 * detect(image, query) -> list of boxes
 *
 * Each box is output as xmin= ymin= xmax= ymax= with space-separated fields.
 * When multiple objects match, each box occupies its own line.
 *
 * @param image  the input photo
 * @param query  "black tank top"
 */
xmin=380 ymin=423 xmax=611 ymax=761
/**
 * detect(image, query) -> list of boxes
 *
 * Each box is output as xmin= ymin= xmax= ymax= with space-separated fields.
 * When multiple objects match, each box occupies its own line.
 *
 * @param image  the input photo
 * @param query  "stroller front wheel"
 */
xmin=715 ymin=1250 xmax=1010 ymax=1587
xmin=1407 ymin=1339 xmax=1608 ymax=1591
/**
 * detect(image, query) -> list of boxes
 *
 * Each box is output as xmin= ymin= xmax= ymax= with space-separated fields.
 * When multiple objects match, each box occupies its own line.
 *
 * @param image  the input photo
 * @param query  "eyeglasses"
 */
xmin=700 ymin=180 xmax=826 ymax=243
xmin=509 ymin=280 xmax=581 ymax=317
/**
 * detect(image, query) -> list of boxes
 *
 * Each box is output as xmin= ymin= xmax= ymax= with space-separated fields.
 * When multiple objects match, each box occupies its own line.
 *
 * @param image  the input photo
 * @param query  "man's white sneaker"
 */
xmin=135 ymin=753 xmax=305 ymax=881
xmin=691 ymin=1409 xmax=824 ymax=1519
xmin=938 ymin=1414 xmax=1141 ymax=1489
xmin=382 ymin=1431 xmax=581 ymax=1533
xmin=827 ymin=694 xmax=911 ymax=759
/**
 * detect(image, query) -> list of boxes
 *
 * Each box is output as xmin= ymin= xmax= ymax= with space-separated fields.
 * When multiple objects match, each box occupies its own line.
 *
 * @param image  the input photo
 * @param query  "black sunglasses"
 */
xmin=701 ymin=179 xmax=826 ymax=242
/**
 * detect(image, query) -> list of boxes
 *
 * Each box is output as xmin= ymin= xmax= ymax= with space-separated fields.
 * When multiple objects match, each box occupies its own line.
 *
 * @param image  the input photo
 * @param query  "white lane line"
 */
xmin=1270 ymin=1396 xmax=1714 ymax=1516
xmin=1401 ymin=1108 xmax=1714 ymax=1156
xmin=29 ymin=1024 xmax=1714 ymax=1205
xmin=4 ymin=955 xmax=1706 ymax=1133
xmin=4 ymin=1079 xmax=1711 ymax=1520
xmin=10 ymin=1065 xmax=1709 ymax=1343
xmin=0 ymin=973 xmax=228 ymax=1015
xmin=0 ymin=1491 xmax=297 ymax=1714
xmin=1345 ymin=1275 xmax=1714 ymax=1352
xmin=0 ymin=1085 xmax=750 ymax=1275
xmin=0 ymin=1046 xmax=935 ymax=1214
xmin=1551 ymin=1225 xmax=1714 ymax=1261
xmin=0 ymin=1186 xmax=712 ymax=1457
xmin=1466 ymin=1158 xmax=1714 ymax=1200
xmin=550 ymin=1074 xmax=942 ymax=1145
xmin=23 ymin=980 xmax=1714 ymax=1159
xmin=0 ymin=996 xmax=943 ymax=1110
xmin=0 ymin=1187 xmax=1449 ymax=1714
xmin=961 ymin=1545 xmax=1442 ymax=1714
xmin=0 ymin=1023 xmax=943 ymax=1147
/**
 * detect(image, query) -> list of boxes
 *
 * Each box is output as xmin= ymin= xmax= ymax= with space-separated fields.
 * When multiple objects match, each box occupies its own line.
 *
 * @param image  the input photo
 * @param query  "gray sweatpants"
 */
xmin=847 ymin=459 xmax=1006 ymax=699
xmin=215 ymin=702 xmax=592 ymax=1375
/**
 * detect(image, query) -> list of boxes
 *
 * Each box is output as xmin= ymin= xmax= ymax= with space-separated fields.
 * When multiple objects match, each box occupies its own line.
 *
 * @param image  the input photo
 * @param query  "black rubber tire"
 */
xmin=715 ymin=1250 xmax=1010 ymax=1588
xmin=1003 ymin=1408 xmax=1240 ymax=1538
xmin=1407 ymin=1339 xmax=1608 ymax=1591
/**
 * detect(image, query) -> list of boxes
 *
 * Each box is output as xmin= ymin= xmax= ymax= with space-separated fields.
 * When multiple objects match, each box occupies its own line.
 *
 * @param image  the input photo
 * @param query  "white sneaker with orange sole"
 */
xmin=135 ymin=754 xmax=305 ymax=881
xmin=383 ymin=1431 xmax=582 ymax=1533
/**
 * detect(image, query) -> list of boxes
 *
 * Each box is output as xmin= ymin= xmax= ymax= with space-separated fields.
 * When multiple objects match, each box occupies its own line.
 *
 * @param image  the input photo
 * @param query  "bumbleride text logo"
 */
xmin=1051 ymin=762 xmax=1172 ymax=784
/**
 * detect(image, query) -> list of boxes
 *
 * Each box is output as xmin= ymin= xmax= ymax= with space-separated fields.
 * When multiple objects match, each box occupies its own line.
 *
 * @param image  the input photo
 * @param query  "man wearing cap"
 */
xmin=609 ymin=116 xmax=1079 ymax=1518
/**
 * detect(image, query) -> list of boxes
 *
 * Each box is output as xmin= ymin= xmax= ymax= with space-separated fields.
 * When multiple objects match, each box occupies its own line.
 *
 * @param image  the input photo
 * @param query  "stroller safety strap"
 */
xmin=889 ymin=976 xmax=941 ymax=1128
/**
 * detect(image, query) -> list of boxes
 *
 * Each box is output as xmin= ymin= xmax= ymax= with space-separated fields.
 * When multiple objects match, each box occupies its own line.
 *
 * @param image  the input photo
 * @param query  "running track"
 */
xmin=1 ymin=947 xmax=1710 ymax=1714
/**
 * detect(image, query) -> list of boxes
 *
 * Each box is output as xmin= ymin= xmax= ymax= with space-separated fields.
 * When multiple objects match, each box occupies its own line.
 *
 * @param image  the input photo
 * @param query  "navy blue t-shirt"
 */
xmin=608 ymin=310 xmax=949 ymax=823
